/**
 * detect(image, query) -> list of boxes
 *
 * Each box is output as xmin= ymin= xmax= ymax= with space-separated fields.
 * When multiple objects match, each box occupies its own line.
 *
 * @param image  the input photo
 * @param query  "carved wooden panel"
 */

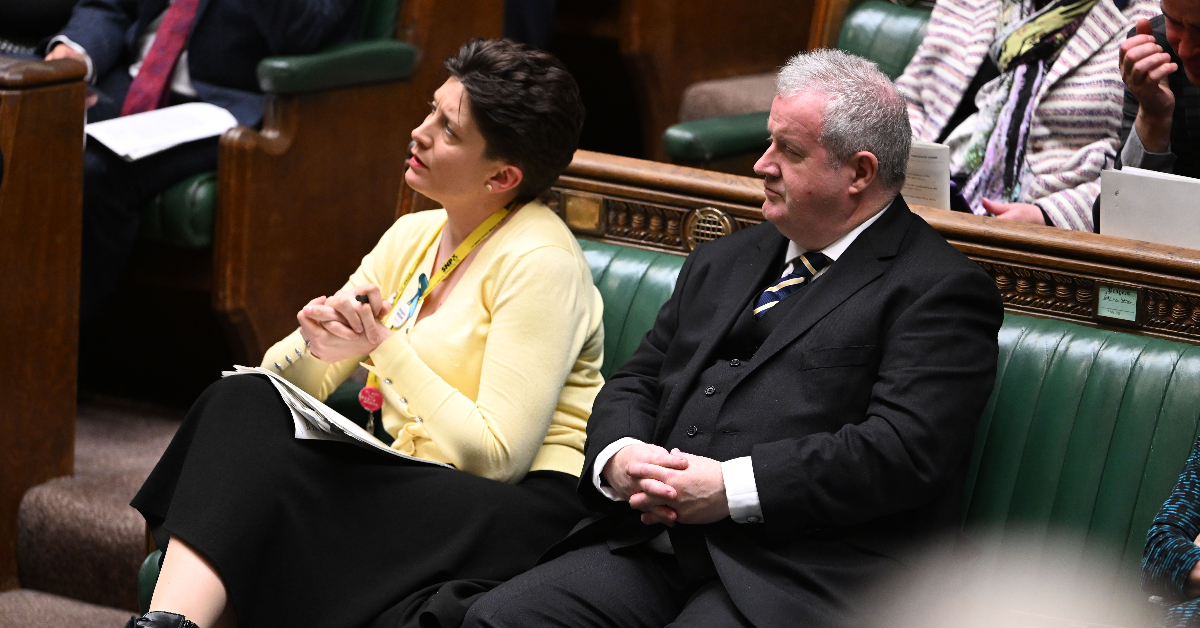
xmin=976 ymin=261 xmax=1098 ymax=319
xmin=398 ymin=149 xmax=1200 ymax=346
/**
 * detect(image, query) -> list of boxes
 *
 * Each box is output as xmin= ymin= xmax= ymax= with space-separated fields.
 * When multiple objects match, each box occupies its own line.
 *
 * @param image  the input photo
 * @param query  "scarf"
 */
xmin=956 ymin=0 xmax=1097 ymax=213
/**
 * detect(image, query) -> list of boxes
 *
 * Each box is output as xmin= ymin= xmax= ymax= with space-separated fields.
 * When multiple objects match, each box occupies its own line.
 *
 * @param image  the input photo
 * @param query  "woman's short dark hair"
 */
xmin=445 ymin=39 xmax=585 ymax=203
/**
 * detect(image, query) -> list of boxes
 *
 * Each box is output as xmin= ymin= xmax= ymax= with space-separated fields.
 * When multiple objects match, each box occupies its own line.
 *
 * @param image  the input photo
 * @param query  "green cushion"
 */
xmin=257 ymin=40 xmax=416 ymax=95
xmin=662 ymin=112 xmax=771 ymax=164
xmin=836 ymin=0 xmax=931 ymax=81
xmin=139 ymin=171 xmax=217 ymax=248
xmin=577 ymin=239 xmax=685 ymax=379
xmin=138 ymin=550 xmax=162 ymax=614
xmin=661 ymin=0 xmax=932 ymax=162
xmin=965 ymin=313 xmax=1200 ymax=610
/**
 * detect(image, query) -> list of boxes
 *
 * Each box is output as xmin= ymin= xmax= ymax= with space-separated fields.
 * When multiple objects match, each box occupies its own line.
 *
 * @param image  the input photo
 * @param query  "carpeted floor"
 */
xmin=3 ymin=397 xmax=184 ymax=623
xmin=0 ymin=589 xmax=134 ymax=626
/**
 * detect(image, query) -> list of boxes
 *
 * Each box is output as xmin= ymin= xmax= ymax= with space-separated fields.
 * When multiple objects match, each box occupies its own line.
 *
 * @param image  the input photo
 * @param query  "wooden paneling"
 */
xmin=0 ymin=56 xmax=86 ymax=591
xmin=212 ymin=0 xmax=503 ymax=362
xmin=406 ymin=149 xmax=1200 ymax=347
xmin=559 ymin=1 xmax=814 ymax=160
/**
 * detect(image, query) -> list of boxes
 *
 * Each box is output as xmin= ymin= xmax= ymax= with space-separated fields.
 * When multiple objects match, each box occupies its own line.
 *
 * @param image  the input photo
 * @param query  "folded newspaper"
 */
xmin=222 ymin=366 xmax=450 ymax=467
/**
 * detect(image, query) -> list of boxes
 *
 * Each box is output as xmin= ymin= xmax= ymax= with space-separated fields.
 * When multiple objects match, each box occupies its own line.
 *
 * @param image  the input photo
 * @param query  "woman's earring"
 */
xmin=486 ymin=184 xmax=493 ymax=192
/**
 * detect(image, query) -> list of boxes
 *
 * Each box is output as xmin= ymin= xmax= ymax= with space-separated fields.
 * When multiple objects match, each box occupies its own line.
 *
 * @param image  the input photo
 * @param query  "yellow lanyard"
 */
xmin=361 ymin=203 xmax=515 ymax=418
xmin=385 ymin=203 xmax=513 ymax=331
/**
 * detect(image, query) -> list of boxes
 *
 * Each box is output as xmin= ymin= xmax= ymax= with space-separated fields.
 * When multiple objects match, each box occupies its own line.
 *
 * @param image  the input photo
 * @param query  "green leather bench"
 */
xmin=136 ymin=0 xmax=414 ymax=248
xmin=662 ymin=0 xmax=932 ymax=166
xmin=138 ymin=238 xmax=1200 ymax=622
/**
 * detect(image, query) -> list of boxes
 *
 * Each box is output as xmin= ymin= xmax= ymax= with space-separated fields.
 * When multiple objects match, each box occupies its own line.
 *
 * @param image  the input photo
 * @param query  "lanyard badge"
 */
xmin=359 ymin=204 xmax=516 ymax=421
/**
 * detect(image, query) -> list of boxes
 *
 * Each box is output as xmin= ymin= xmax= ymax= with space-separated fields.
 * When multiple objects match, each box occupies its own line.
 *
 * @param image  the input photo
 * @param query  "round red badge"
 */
xmin=358 ymin=386 xmax=384 ymax=412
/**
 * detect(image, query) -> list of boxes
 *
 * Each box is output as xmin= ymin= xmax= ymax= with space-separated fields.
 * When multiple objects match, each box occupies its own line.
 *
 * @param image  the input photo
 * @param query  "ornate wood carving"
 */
xmin=975 ymin=261 xmax=1098 ymax=319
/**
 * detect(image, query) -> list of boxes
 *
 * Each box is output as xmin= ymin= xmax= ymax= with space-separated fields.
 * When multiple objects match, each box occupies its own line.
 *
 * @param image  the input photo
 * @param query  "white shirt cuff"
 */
xmin=591 ymin=437 xmax=645 ymax=501
xmin=722 ymin=456 xmax=763 ymax=523
xmin=48 ymin=36 xmax=94 ymax=83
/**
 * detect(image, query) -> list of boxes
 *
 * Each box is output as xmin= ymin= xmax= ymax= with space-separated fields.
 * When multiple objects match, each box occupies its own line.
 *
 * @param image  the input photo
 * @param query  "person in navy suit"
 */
xmin=463 ymin=48 xmax=1004 ymax=628
xmin=43 ymin=0 xmax=360 ymax=320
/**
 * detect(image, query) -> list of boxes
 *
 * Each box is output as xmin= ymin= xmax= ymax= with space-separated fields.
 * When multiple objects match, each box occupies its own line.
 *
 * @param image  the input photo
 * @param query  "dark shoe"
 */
xmin=124 ymin=611 xmax=199 ymax=628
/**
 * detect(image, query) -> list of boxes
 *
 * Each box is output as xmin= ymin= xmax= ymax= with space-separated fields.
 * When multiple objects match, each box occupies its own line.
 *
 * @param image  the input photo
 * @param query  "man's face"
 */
xmin=1163 ymin=0 xmax=1200 ymax=84
xmin=753 ymin=91 xmax=860 ymax=251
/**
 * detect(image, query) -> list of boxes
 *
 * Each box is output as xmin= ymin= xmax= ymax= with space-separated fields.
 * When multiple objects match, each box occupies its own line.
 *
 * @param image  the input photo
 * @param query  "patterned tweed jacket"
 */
xmin=895 ymin=0 xmax=1161 ymax=232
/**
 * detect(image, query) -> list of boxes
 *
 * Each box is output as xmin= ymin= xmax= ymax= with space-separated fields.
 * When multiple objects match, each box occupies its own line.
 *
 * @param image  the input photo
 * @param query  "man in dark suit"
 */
xmin=43 ymin=0 xmax=359 ymax=319
xmin=1115 ymin=0 xmax=1200 ymax=179
xmin=463 ymin=48 xmax=1004 ymax=628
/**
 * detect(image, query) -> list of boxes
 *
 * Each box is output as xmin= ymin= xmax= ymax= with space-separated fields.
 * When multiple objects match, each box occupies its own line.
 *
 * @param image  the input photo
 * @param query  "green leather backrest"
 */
xmin=354 ymin=0 xmax=400 ymax=41
xmin=577 ymin=239 xmax=686 ymax=379
xmin=965 ymin=314 xmax=1200 ymax=600
xmin=836 ymin=0 xmax=932 ymax=80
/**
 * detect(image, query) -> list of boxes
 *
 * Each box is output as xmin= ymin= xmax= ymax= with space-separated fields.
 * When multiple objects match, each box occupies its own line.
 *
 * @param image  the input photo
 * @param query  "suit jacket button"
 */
xmin=686 ymin=425 xmax=699 ymax=437
xmin=729 ymin=359 xmax=741 ymax=367
xmin=746 ymin=516 xmax=761 ymax=524
xmin=704 ymin=386 xmax=716 ymax=396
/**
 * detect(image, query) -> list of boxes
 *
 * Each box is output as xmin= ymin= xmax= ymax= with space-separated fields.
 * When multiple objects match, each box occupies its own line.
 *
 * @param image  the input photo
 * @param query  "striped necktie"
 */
xmin=120 ymin=0 xmax=203 ymax=116
xmin=753 ymin=251 xmax=830 ymax=320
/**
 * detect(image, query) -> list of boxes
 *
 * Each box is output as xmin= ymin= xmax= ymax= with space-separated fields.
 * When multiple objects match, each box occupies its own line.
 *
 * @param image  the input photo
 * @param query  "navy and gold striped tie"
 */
xmin=753 ymin=252 xmax=831 ymax=320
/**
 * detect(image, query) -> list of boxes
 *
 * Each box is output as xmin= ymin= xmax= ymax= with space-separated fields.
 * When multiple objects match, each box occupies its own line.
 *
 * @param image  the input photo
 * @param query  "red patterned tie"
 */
xmin=120 ymin=0 xmax=203 ymax=116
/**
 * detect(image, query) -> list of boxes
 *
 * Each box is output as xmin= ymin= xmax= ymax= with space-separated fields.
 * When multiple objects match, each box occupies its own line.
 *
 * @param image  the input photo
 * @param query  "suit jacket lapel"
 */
xmin=1041 ymin=0 xmax=1125 ymax=92
xmin=739 ymin=199 xmax=913 ymax=379
xmin=655 ymin=231 xmax=787 ymax=436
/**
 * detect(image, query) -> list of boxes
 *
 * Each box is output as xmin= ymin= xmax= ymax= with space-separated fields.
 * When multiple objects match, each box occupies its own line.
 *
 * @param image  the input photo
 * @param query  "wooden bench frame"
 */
xmin=0 ymin=56 xmax=86 ymax=591
xmin=404 ymin=150 xmax=1200 ymax=348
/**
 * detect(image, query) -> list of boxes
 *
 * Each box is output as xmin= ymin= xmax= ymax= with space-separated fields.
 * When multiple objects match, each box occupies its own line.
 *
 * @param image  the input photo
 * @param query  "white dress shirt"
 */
xmin=591 ymin=201 xmax=891 ymax=539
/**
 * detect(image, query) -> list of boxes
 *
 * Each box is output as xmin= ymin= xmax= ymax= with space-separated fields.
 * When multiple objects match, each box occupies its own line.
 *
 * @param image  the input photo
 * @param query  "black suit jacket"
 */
xmin=53 ymin=0 xmax=359 ymax=126
xmin=557 ymin=197 xmax=1004 ymax=628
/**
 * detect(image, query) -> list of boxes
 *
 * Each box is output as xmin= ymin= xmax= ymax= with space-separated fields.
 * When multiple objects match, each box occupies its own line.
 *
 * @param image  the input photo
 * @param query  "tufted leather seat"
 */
xmin=139 ymin=240 xmax=1200 ymax=619
xmin=964 ymin=315 xmax=1200 ymax=608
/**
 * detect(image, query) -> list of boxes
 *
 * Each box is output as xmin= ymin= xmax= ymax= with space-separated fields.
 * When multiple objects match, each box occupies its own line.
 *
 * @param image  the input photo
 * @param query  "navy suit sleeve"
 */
xmin=57 ymin=0 xmax=139 ymax=80
xmin=1144 ymin=437 xmax=1200 ymax=603
xmin=577 ymin=250 xmax=698 ymax=510
xmin=752 ymin=264 xmax=1002 ymax=533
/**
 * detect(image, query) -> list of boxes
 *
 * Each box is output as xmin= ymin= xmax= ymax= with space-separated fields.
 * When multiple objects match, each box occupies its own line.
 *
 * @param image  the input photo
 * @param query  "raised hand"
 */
xmin=1121 ymin=18 xmax=1177 ymax=152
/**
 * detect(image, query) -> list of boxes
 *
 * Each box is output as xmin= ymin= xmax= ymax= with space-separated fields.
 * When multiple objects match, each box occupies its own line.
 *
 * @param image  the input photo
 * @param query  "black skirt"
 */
xmin=131 ymin=375 xmax=590 ymax=628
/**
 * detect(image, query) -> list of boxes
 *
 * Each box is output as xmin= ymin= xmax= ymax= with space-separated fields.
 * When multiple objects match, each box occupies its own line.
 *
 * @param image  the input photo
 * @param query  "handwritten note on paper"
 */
xmin=1097 ymin=285 xmax=1138 ymax=322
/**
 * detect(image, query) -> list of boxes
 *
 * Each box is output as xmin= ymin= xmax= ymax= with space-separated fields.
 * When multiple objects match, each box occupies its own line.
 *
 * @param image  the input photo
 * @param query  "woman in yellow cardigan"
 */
xmin=125 ymin=39 xmax=602 ymax=628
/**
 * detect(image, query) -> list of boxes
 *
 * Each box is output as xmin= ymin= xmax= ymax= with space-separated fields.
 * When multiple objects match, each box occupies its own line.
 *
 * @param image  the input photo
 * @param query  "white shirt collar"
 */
xmin=783 ymin=198 xmax=892 ymax=275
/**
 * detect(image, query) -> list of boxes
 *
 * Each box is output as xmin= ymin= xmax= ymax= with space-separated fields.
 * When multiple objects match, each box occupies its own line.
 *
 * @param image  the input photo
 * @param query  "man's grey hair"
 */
xmin=776 ymin=48 xmax=911 ymax=191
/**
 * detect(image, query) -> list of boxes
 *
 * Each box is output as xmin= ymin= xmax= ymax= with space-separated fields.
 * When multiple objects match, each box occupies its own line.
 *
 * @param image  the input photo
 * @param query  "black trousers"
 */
xmin=462 ymin=541 xmax=754 ymax=628
xmin=80 ymin=67 xmax=219 ymax=321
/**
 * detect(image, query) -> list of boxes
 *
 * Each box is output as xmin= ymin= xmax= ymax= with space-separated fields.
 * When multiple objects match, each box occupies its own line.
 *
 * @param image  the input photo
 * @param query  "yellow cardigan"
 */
xmin=262 ymin=202 xmax=605 ymax=482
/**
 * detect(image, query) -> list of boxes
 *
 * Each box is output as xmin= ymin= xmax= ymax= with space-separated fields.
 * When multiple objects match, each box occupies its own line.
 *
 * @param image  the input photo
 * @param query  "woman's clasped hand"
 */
xmin=298 ymin=284 xmax=393 ymax=363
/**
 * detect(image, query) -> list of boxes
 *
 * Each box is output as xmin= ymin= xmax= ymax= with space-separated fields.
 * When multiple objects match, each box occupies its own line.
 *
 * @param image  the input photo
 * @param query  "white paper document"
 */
xmin=85 ymin=103 xmax=238 ymax=162
xmin=222 ymin=366 xmax=450 ymax=467
xmin=1100 ymin=167 xmax=1200 ymax=249
xmin=902 ymin=140 xmax=951 ymax=210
